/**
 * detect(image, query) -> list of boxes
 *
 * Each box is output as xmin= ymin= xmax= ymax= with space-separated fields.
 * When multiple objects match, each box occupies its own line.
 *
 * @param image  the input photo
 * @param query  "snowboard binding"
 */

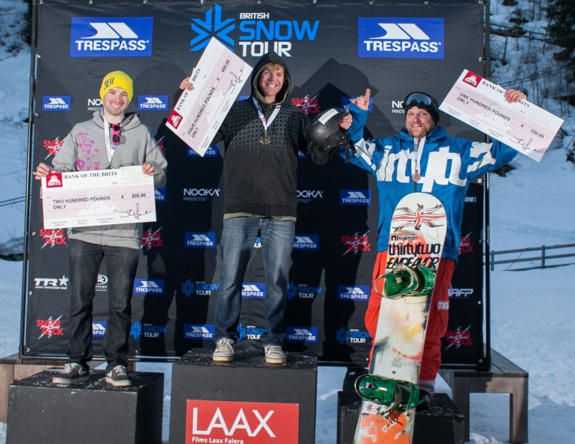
xmin=375 ymin=265 xmax=435 ymax=299
xmin=354 ymin=374 xmax=420 ymax=414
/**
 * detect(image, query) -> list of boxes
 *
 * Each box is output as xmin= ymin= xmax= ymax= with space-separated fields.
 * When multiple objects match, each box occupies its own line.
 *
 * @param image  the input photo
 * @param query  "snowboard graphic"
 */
xmin=353 ymin=192 xmax=447 ymax=443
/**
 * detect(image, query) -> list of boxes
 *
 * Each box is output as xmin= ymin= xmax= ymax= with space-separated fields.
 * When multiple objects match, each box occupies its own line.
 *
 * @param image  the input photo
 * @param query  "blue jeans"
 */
xmin=67 ymin=239 xmax=139 ymax=368
xmin=214 ymin=217 xmax=295 ymax=346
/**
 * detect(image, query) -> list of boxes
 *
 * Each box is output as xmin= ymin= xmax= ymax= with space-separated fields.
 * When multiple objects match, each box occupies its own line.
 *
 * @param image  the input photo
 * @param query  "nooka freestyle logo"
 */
xmin=189 ymin=3 xmax=319 ymax=57
xmin=70 ymin=17 xmax=153 ymax=57
xmin=358 ymin=18 xmax=444 ymax=59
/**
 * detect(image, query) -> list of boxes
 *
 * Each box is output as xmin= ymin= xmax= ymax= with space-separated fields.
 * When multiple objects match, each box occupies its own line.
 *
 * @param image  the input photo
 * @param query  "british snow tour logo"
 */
xmin=189 ymin=3 xmax=319 ymax=57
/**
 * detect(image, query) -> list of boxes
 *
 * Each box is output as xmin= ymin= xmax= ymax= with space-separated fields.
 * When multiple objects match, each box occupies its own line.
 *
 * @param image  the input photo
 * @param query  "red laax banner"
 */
xmin=186 ymin=400 xmax=299 ymax=444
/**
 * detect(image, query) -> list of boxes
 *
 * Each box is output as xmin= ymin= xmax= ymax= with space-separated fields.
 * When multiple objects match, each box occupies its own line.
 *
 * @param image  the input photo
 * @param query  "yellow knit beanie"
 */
xmin=99 ymin=71 xmax=133 ymax=104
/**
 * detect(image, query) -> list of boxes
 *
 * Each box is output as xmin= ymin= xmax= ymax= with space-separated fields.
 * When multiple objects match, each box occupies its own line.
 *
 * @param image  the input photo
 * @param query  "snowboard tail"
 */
xmin=353 ymin=193 xmax=447 ymax=443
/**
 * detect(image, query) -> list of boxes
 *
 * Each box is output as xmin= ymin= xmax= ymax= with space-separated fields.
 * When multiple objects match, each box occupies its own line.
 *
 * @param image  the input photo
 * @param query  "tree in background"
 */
xmin=547 ymin=0 xmax=575 ymax=87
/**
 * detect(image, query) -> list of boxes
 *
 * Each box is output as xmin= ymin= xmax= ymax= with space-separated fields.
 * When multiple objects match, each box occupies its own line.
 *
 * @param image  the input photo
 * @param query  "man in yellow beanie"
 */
xmin=34 ymin=71 xmax=167 ymax=387
xmin=100 ymin=70 xmax=134 ymax=106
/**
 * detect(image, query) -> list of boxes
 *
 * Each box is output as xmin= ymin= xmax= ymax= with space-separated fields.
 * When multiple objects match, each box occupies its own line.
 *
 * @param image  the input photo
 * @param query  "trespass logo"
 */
xmin=358 ymin=18 xmax=444 ymax=59
xmin=188 ymin=144 xmax=218 ymax=157
xmin=133 ymin=279 xmax=165 ymax=295
xmin=92 ymin=321 xmax=106 ymax=337
xmin=70 ymin=17 xmax=153 ymax=57
xmin=189 ymin=4 xmax=319 ymax=58
xmin=42 ymin=96 xmax=71 ymax=112
xmin=286 ymin=327 xmax=318 ymax=343
xmin=138 ymin=95 xmax=168 ymax=111
xmin=340 ymin=189 xmax=371 ymax=206
xmin=241 ymin=283 xmax=266 ymax=299
xmin=184 ymin=324 xmax=215 ymax=340
xmin=337 ymin=285 xmax=370 ymax=301
xmin=293 ymin=234 xmax=319 ymax=251
xmin=185 ymin=232 xmax=216 ymax=248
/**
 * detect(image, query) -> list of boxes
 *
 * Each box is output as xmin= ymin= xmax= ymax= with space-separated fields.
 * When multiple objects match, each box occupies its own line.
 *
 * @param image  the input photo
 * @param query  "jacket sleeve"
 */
xmin=52 ymin=129 xmax=79 ymax=172
xmin=338 ymin=104 xmax=385 ymax=176
xmin=464 ymin=139 xmax=518 ymax=180
xmin=143 ymin=130 xmax=168 ymax=188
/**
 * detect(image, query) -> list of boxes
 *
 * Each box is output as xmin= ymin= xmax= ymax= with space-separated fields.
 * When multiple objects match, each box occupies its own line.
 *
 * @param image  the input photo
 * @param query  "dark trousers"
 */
xmin=67 ymin=239 xmax=139 ymax=368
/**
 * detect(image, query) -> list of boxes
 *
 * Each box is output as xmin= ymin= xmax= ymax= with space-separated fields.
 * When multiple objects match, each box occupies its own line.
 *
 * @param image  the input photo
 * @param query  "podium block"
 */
xmin=170 ymin=343 xmax=317 ymax=444
xmin=7 ymin=370 xmax=163 ymax=444
xmin=337 ymin=390 xmax=465 ymax=444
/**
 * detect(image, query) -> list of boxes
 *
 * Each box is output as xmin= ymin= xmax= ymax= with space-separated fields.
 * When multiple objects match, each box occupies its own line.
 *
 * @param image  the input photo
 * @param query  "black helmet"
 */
xmin=403 ymin=91 xmax=440 ymax=124
xmin=304 ymin=107 xmax=349 ymax=152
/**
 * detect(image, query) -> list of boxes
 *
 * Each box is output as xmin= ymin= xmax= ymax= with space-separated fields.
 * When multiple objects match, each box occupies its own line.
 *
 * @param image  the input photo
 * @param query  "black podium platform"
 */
xmin=337 ymin=390 xmax=465 ymax=444
xmin=170 ymin=343 xmax=317 ymax=444
xmin=7 ymin=370 xmax=163 ymax=444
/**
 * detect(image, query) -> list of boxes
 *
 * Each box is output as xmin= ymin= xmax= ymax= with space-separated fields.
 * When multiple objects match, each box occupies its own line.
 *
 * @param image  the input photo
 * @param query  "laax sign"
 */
xmin=186 ymin=400 xmax=299 ymax=444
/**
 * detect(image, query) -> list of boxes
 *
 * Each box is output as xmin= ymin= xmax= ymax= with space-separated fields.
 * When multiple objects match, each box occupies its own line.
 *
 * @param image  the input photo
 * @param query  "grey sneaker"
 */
xmin=52 ymin=362 xmax=89 ymax=384
xmin=264 ymin=345 xmax=286 ymax=364
xmin=212 ymin=338 xmax=234 ymax=362
xmin=105 ymin=365 xmax=132 ymax=387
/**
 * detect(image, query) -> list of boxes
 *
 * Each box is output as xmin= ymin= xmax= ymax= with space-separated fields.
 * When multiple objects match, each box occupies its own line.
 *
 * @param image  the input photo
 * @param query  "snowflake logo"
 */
xmin=181 ymin=279 xmax=196 ymax=298
xmin=190 ymin=4 xmax=235 ymax=52
xmin=130 ymin=321 xmax=142 ymax=340
xmin=336 ymin=326 xmax=348 ymax=345
xmin=237 ymin=323 xmax=247 ymax=342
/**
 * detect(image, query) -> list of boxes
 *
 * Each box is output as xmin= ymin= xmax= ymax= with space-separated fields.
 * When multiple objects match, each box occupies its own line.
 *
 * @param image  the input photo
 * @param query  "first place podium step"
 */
xmin=170 ymin=343 xmax=318 ymax=444
xmin=7 ymin=369 xmax=164 ymax=444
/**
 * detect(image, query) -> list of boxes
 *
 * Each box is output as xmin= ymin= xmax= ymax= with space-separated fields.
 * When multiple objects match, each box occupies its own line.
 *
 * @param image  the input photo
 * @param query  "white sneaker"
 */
xmin=212 ymin=338 xmax=234 ymax=362
xmin=52 ymin=362 xmax=89 ymax=384
xmin=264 ymin=345 xmax=286 ymax=364
xmin=105 ymin=364 xmax=132 ymax=387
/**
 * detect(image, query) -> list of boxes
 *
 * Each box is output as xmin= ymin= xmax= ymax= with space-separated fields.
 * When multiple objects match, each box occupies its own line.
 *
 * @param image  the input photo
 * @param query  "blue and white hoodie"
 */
xmin=343 ymin=103 xmax=517 ymax=261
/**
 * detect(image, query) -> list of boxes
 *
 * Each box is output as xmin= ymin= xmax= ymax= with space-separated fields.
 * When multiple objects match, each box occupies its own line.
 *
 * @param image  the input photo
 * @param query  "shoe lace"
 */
xmin=112 ymin=365 xmax=128 ymax=376
xmin=266 ymin=346 xmax=283 ymax=355
xmin=217 ymin=338 xmax=233 ymax=348
xmin=63 ymin=363 xmax=77 ymax=372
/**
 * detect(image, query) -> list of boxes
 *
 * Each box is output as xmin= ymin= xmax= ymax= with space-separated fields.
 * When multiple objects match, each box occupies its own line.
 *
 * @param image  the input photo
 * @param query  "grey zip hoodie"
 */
xmin=52 ymin=110 xmax=167 ymax=249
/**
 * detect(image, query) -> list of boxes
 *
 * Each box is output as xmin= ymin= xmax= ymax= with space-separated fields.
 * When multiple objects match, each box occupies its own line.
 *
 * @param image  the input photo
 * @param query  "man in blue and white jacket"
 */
xmin=338 ymin=87 xmax=526 ymax=406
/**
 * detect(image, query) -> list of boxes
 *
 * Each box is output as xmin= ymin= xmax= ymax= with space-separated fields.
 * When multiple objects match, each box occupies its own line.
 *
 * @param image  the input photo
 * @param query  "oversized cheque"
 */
xmin=41 ymin=166 xmax=156 ymax=229
xmin=166 ymin=37 xmax=253 ymax=156
xmin=439 ymin=69 xmax=564 ymax=162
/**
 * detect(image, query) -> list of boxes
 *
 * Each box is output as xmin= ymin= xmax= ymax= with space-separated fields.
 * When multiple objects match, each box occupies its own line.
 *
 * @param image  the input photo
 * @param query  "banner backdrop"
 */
xmin=24 ymin=0 xmax=487 ymax=366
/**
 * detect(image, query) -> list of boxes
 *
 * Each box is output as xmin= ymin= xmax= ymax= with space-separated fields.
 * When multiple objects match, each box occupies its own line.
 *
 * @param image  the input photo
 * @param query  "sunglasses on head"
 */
xmin=403 ymin=92 xmax=437 ymax=110
xmin=110 ymin=124 xmax=122 ymax=144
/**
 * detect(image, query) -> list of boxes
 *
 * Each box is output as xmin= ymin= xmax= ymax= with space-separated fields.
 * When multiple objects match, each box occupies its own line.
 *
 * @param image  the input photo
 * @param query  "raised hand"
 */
xmin=352 ymin=88 xmax=371 ymax=111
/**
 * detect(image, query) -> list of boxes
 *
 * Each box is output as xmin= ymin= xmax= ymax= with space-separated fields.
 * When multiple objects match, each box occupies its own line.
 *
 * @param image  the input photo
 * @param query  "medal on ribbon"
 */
xmin=253 ymin=97 xmax=280 ymax=146
xmin=260 ymin=132 xmax=271 ymax=144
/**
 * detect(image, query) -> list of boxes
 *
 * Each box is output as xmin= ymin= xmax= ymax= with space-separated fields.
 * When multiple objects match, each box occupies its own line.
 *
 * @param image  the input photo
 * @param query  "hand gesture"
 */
xmin=352 ymin=88 xmax=371 ymax=111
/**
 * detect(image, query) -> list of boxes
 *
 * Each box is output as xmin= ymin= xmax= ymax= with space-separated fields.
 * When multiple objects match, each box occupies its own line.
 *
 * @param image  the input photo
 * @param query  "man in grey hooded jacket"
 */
xmin=34 ymin=70 xmax=167 ymax=386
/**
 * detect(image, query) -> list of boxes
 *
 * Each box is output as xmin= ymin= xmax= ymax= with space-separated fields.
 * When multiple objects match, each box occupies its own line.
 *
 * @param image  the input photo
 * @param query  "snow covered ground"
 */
xmin=1 ymin=0 xmax=574 ymax=442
